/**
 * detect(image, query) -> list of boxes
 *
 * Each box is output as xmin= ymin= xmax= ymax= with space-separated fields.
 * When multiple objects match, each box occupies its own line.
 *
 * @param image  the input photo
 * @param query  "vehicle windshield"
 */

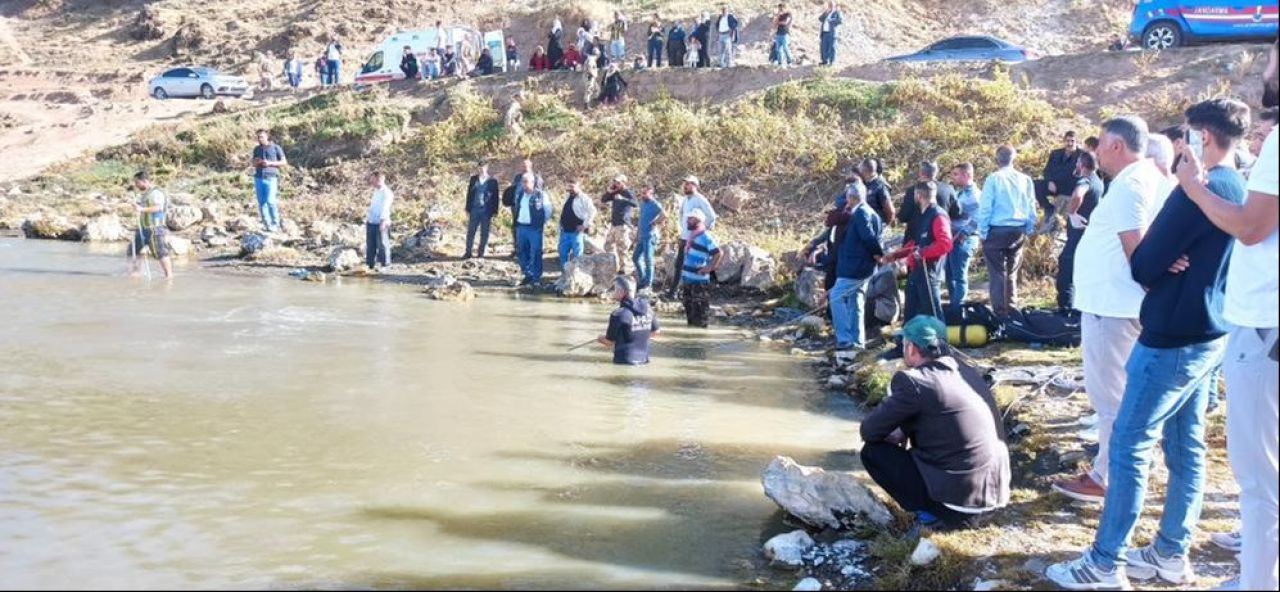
xmin=362 ymin=51 xmax=384 ymax=74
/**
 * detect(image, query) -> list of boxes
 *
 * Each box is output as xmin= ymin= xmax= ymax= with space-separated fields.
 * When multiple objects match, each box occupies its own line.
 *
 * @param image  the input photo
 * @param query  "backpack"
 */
xmin=944 ymin=302 xmax=1002 ymax=347
xmin=1003 ymin=307 xmax=1081 ymax=347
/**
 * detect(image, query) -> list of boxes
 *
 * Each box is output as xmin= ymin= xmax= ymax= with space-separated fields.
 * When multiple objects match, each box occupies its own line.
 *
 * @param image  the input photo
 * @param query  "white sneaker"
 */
xmin=1124 ymin=545 xmax=1195 ymax=584
xmin=1209 ymin=531 xmax=1242 ymax=553
xmin=1045 ymin=552 xmax=1131 ymax=590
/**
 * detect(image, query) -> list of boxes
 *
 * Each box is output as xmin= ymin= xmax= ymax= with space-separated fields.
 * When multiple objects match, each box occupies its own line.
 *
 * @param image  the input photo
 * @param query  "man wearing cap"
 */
xmin=665 ymin=175 xmax=717 ymax=299
xmin=597 ymin=276 xmax=661 ymax=365
xmin=602 ymin=174 xmax=639 ymax=273
xmin=679 ymin=208 xmax=722 ymax=327
xmin=860 ymin=315 xmax=1010 ymax=531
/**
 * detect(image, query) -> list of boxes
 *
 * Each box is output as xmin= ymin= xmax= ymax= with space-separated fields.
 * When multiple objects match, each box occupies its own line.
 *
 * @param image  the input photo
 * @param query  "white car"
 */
xmin=149 ymin=67 xmax=249 ymax=100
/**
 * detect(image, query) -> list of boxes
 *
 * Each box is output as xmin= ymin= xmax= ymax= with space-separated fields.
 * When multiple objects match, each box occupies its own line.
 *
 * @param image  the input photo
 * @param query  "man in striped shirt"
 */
xmin=680 ymin=209 xmax=722 ymax=328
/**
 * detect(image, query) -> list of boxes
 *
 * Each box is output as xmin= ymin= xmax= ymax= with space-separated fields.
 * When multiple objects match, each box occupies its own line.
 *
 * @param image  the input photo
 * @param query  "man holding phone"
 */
xmin=251 ymin=129 xmax=287 ymax=232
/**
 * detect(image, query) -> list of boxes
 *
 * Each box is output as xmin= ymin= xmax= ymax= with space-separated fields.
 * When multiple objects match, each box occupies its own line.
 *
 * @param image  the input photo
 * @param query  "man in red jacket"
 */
xmin=881 ymin=181 xmax=953 ymax=322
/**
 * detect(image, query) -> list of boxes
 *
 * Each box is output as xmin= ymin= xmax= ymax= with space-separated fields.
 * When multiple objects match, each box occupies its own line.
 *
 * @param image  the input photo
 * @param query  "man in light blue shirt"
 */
xmin=975 ymin=145 xmax=1036 ymax=318
xmin=514 ymin=175 xmax=551 ymax=286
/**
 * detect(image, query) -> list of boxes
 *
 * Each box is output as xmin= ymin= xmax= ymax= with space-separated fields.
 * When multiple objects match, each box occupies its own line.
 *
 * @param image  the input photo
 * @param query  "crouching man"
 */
xmin=859 ymin=315 xmax=1011 ymax=530
xmin=598 ymin=276 xmax=660 ymax=365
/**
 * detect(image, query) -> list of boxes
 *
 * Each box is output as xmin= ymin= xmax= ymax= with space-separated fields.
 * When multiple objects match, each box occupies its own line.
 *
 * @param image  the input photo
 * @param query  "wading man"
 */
xmin=129 ymin=171 xmax=173 ymax=280
xmin=597 ymin=276 xmax=660 ymax=365
xmin=680 ymin=209 xmax=722 ymax=328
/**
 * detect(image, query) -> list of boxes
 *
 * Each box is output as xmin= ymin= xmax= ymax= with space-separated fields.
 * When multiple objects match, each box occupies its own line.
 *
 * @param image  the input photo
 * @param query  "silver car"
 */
xmin=149 ymin=67 xmax=249 ymax=100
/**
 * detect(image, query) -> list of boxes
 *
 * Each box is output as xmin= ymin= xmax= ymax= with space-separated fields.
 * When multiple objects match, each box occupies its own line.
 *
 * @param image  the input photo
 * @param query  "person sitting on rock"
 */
xmin=859 ymin=315 xmax=1010 ymax=531
xmin=597 ymin=276 xmax=660 ymax=365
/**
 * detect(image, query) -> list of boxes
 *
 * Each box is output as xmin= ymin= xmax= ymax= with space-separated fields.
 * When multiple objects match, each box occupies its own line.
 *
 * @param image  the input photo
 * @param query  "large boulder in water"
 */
xmin=556 ymin=253 xmax=618 ymax=297
xmin=166 ymin=236 xmax=193 ymax=257
xmin=715 ymin=241 xmax=753 ymax=284
xmin=81 ymin=213 xmax=127 ymax=242
xmin=22 ymin=214 xmax=81 ymax=241
xmin=398 ymin=224 xmax=446 ymax=261
xmin=166 ymin=205 xmax=203 ymax=231
xmin=761 ymin=456 xmax=892 ymax=530
xmin=423 ymin=274 xmax=475 ymax=302
xmin=795 ymin=268 xmax=826 ymax=310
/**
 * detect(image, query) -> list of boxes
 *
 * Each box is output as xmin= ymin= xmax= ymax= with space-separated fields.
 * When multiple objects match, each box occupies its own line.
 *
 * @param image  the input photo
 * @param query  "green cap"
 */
xmin=903 ymin=315 xmax=947 ymax=350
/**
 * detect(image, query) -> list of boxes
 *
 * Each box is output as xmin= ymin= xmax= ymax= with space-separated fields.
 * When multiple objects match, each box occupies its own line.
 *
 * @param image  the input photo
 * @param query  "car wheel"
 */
xmin=200 ymin=84 xmax=215 ymax=99
xmin=1143 ymin=22 xmax=1182 ymax=50
xmin=152 ymin=87 xmax=168 ymax=100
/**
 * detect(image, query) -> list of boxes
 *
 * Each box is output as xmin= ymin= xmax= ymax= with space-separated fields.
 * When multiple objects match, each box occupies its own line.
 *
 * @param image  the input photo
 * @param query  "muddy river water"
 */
xmin=0 ymin=238 xmax=861 ymax=589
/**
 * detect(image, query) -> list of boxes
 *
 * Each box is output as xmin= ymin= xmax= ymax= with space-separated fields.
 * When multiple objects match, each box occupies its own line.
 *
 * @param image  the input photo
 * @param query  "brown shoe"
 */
xmin=1051 ymin=472 xmax=1106 ymax=503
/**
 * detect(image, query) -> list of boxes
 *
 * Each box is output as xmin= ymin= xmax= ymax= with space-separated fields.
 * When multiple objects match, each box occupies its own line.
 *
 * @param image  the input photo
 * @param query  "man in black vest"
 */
xmin=860 ymin=315 xmax=1011 ymax=531
xmin=504 ymin=159 xmax=544 ymax=259
xmin=1041 ymin=130 xmax=1084 ymax=235
xmin=597 ymin=276 xmax=661 ymax=365
xmin=881 ymin=181 xmax=953 ymax=322
xmin=897 ymin=160 xmax=956 ymax=230
xmin=464 ymin=162 xmax=500 ymax=259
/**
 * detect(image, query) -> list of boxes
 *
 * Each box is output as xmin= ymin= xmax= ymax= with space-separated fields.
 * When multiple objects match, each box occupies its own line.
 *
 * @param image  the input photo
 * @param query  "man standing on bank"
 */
xmin=598 ymin=276 xmax=661 ymax=365
xmin=251 ymin=129 xmax=287 ymax=233
xmin=665 ymin=175 xmax=717 ymax=299
xmin=680 ymin=209 xmax=722 ymax=328
xmin=365 ymin=171 xmax=394 ymax=272
xmin=602 ymin=174 xmax=639 ymax=273
xmin=464 ymin=162 xmax=500 ymax=259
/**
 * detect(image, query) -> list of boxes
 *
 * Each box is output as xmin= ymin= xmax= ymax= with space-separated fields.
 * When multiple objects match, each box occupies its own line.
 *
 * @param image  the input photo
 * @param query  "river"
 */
xmin=0 ymin=238 xmax=861 ymax=590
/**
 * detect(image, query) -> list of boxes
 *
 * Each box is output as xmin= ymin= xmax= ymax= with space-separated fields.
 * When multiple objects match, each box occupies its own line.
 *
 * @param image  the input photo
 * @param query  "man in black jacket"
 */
xmin=400 ymin=46 xmax=420 ymax=80
xmin=692 ymin=14 xmax=711 ymax=68
xmin=860 ymin=315 xmax=1011 ymax=530
xmin=897 ymin=160 xmax=956 ymax=229
xmin=1040 ymin=130 xmax=1083 ymax=234
xmin=464 ymin=162 xmax=500 ymax=259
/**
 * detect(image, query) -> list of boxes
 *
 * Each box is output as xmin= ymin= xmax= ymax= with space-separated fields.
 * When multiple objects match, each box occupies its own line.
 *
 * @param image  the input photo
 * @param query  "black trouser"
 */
xmin=860 ymin=442 xmax=976 ymax=529
xmin=665 ymin=240 xmax=688 ymax=298
xmin=903 ymin=261 xmax=944 ymax=323
xmin=668 ymin=42 xmax=684 ymax=67
xmin=1055 ymin=225 xmax=1084 ymax=310
xmin=365 ymin=223 xmax=390 ymax=269
xmin=465 ymin=213 xmax=492 ymax=258
xmin=697 ymin=42 xmax=710 ymax=67
xmin=682 ymin=283 xmax=711 ymax=327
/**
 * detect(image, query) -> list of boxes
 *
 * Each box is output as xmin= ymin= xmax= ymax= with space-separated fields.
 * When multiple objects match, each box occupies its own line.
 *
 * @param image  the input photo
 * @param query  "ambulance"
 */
xmin=354 ymin=26 xmax=508 ymax=85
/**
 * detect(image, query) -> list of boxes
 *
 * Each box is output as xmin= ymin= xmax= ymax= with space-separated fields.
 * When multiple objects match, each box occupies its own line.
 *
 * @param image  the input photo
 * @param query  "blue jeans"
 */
xmin=253 ymin=176 xmax=280 ymax=231
xmin=718 ymin=32 xmax=734 ymax=67
xmin=1089 ymin=338 xmax=1226 ymax=570
xmin=610 ymin=39 xmax=625 ymax=61
xmin=516 ymin=225 xmax=544 ymax=282
xmin=558 ymin=230 xmax=583 ymax=268
xmin=425 ymin=63 xmax=440 ymax=79
xmin=830 ymin=276 xmax=869 ymax=348
xmin=633 ymin=234 xmax=656 ymax=289
xmin=326 ymin=59 xmax=340 ymax=85
xmin=647 ymin=39 xmax=663 ymax=67
xmin=287 ymin=72 xmax=302 ymax=88
xmin=946 ymin=234 xmax=978 ymax=317
xmin=775 ymin=33 xmax=793 ymax=65
xmin=820 ymin=32 xmax=836 ymax=65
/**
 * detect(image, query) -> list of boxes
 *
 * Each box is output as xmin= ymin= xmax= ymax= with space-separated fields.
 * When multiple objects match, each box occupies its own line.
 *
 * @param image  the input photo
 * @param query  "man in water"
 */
xmin=680 ymin=208 xmax=722 ymax=328
xmin=129 ymin=171 xmax=173 ymax=279
xmin=597 ymin=276 xmax=660 ymax=365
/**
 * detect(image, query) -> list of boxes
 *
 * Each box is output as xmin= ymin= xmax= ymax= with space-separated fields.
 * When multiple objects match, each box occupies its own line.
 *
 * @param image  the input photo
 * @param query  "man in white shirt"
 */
xmin=558 ymin=178 xmax=597 ymax=268
xmin=1052 ymin=116 xmax=1168 ymax=504
xmin=365 ymin=171 xmax=394 ymax=272
xmin=716 ymin=5 xmax=738 ymax=68
xmin=1172 ymin=38 xmax=1278 ymax=592
xmin=664 ymin=175 xmax=716 ymax=299
xmin=1145 ymin=134 xmax=1179 ymax=198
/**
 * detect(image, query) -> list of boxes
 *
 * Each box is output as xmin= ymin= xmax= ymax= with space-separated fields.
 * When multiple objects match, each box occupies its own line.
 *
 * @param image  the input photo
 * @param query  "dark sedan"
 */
xmin=885 ymin=36 xmax=1035 ymax=63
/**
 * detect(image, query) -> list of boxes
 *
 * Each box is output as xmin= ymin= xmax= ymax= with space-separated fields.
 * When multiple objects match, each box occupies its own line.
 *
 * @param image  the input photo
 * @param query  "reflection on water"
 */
xmin=0 ymin=239 xmax=862 ymax=590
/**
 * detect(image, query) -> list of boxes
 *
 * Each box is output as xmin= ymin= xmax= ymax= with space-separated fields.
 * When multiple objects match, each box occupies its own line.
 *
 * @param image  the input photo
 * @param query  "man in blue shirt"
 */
xmin=251 ymin=129 xmax=287 ymax=232
xmin=976 ymin=145 xmax=1037 ymax=318
xmin=514 ymin=175 xmax=552 ymax=286
xmin=680 ymin=209 xmax=722 ymax=327
xmin=827 ymin=179 xmax=883 ymax=354
xmin=1048 ymin=98 xmax=1250 ymax=591
xmin=598 ymin=276 xmax=661 ymax=365
xmin=946 ymin=163 xmax=981 ymax=317
xmin=632 ymin=184 xmax=667 ymax=293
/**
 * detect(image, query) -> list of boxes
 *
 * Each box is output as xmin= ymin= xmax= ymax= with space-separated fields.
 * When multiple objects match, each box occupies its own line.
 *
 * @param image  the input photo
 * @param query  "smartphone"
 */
xmin=1187 ymin=128 xmax=1204 ymax=162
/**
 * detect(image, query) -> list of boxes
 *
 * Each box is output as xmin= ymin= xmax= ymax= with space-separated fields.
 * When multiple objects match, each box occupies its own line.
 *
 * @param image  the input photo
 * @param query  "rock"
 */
xmin=910 ymin=538 xmax=940 ymax=566
xmin=1021 ymin=558 xmax=1048 ymax=575
xmin=239 ymin=232 xmax=272 ymax=258
xmin=166 ymin=205 xmax=203 ymax=231
xmin=715 ymin=241 xmax=753 ymax=283
xmin=762 ymin=456 xmax=892 ymax=530
xmin=227 ymin=216 xmax=256 ymax=233
xmin=795 ymin=268 xmax=826 ymax=310
xmin=556 ymin=253 xmax=619 ymax=297
xmin=128 ymin=6 xmax=166 ymax=41
xmin=169 ymin=20 xmax=210 ymax=57
xmin=303 ymin=271 xmax=327 ymax=282
xmin=716 ymin=185 xmax=754 ymax=213
xmin=279 ymin=218 xmax=301 ymax=238
xmin=973 ymin=578 xmax=1007 ymax=591
xmin=424 ymin=279 xmax=475 ymax=302
xmin=81 ymin=214 xmax=127 ymax=242
xmin=398 ymin=224 xmax=446 ymax=261
xmin=763 ymin=530 xmax=814 ymax=568
xmin=740 ymin=247 xmax=778 ymax=291
xmin=582 ymin=235 xmax=606 ymax=256
xmin=166 ymin=236 xmax=193 ymax=257
xmin=792 ymin=577 xmax=822 ymax=591
xmin=22 ymin=215 xmax=81 ymax=241
xmin=653 ymin=248 xmax=677 ymax=287
xmin=798 ymin=315 xmax=826 ymax=338
xmin=211 ymin=99 xmax=230 ymax=114
xmin=326 ymin=246 xmax=362 ymax=272
xmin=826 ymin=375 xmax=848 ymax=388
xmin=200 ymin=203 xmax=220 ymax=223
